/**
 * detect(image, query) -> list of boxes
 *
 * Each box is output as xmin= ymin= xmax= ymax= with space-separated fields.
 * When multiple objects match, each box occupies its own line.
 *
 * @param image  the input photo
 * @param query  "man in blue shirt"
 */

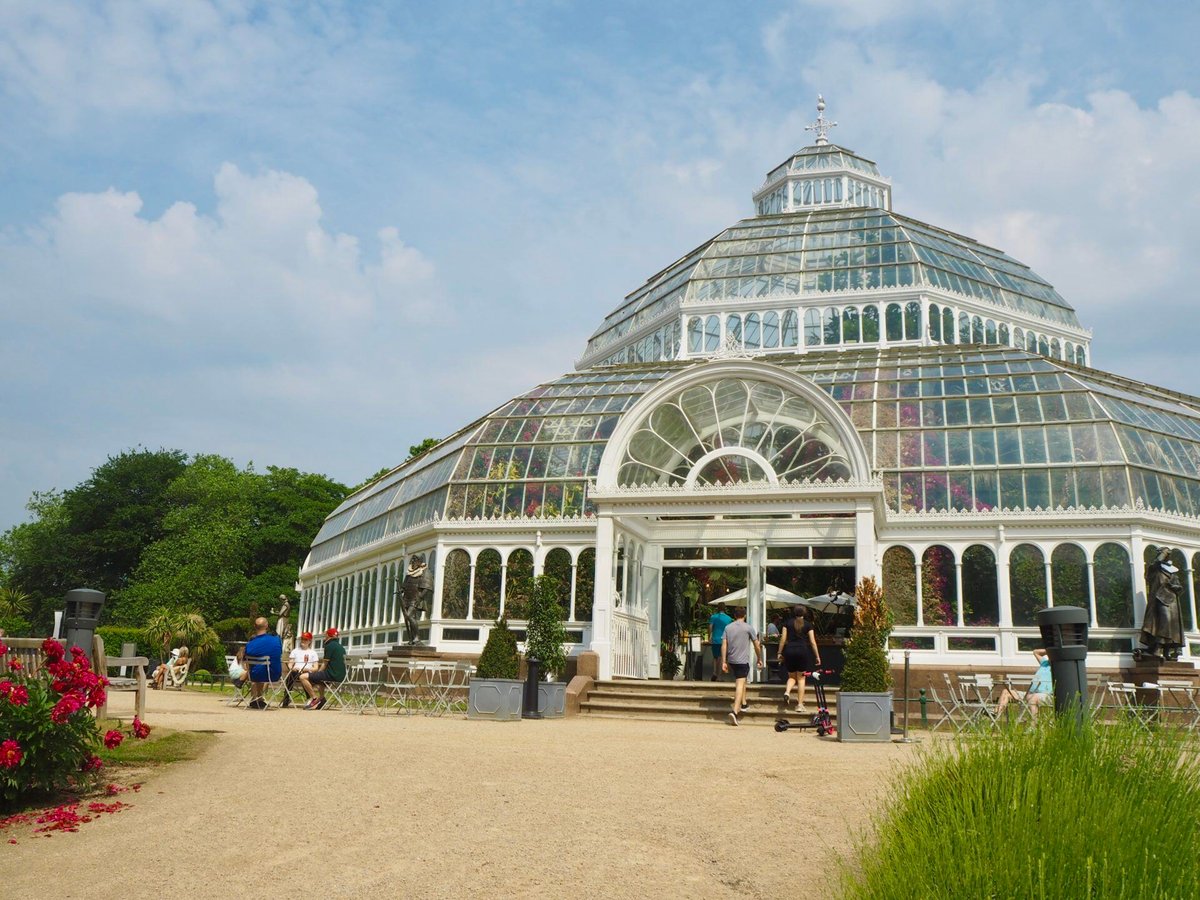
xmin=244 ymin=616 xmax=283 ymax=710
xmin=708 ymin=604 xmax=733 ymax=681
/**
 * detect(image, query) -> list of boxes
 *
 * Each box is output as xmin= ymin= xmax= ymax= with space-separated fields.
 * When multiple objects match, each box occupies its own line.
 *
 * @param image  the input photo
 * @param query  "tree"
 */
xmin=524 ymin=574 xmax=569 ymax=680
xmin=408 ymin=437 xmax=440 ymax=459
xmin=841 ymin=576 xmax=893 ymax=693
xmin=0 ymin=586 xmax=31 ymax=619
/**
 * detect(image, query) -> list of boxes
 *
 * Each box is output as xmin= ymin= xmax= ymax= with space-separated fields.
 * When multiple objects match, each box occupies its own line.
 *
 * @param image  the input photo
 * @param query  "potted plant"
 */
xmin=838 ymin=575 xmax=894 ymax=743
xmin=467 ymin=618 xmax=524 ymax=721
xmin=660 ymin=641 xmax=683 ymax=680
xmin=524 ymin=573 xmax=569 ymax=717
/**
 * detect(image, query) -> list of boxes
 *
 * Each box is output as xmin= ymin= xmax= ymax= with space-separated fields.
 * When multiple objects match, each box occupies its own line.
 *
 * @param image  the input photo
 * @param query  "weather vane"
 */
xmin=804 ymin=94 xmax=837 ymax=146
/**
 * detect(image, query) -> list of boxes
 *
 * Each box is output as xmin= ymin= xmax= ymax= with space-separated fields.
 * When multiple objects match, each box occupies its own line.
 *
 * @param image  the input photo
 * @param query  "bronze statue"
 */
xmin=1139 ymin=548 xmax=1185 ymax=660
xmin=399 ymin=553 xmax=433 ymax=644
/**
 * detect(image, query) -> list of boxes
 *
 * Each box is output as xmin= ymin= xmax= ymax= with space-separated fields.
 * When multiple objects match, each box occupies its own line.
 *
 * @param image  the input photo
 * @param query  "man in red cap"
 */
xmin=281 ymin=631 xmax=319 ymax=708
xmin=299 ymin=627 xmax=347 ymax=709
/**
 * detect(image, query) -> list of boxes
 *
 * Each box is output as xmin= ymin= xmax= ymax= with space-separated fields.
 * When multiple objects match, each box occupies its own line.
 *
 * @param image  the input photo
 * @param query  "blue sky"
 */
xmin=2 ymin=0 xmax=1199 ymax=531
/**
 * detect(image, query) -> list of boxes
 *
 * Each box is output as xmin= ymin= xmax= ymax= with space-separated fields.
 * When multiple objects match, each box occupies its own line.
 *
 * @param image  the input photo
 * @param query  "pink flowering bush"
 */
xmin=0 ymin=638 xmax=145 ymax=806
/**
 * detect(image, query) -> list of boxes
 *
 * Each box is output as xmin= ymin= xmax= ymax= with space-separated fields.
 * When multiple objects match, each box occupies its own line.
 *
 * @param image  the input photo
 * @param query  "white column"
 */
xmin=590 ymin=514 xmax=616 ymax=679
xmin=854 ymin=504 xmax=878 ymax=582
xmin=1044 ymin=560 xmax=1054 ymax=608
xmin=914 ymin=555 xmax=924 ymax=626
xmin=955 ymin=560 xmax=965 ymax=627
xmin=1130 ymin=529 xmax=1146 ymax=630
xmin=1187 ymin=564 xmax=1199 ymax=634
xmin=569 ymin=557 xmax=579 ymax=622
xmin=679 ymin=313 xmax=689 ymax=359
xmin=1086 ymin=559 xmax=1098 ymax=627
xmin=430 ymin=542 xmax=446 ymax=621
xmin=499 ymin=563 xmax=508 ymax=617
xmin=467 ymin=558 xmax=477 ymax=620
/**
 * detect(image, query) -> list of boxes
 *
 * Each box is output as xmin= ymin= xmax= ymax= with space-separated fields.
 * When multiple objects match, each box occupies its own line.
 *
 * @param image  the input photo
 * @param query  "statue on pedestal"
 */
xmin=274 ymin=594 xmax=294 ymax=655
xmin=399 ymin=554 xmax=433 ymax=645
xmin=1139 ymin=548 xmax=1185 ymax=660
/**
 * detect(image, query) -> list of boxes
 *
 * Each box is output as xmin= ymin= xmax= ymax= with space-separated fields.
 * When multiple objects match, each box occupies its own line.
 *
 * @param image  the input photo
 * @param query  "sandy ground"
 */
xmin=2 ymin=689 xmax=922 ymax=899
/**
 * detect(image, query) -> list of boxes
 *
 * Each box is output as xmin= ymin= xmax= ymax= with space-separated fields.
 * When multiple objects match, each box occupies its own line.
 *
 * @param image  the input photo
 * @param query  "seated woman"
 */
xmin=152 ymin=647 xmax=183 ymax=690
xmin=997 ymin=648 xmax=1053 ymax=719
xmin=227 ymin=647 xmax=248 ymax=691
xmin=165 ymin=646 xmax=190 ymax=686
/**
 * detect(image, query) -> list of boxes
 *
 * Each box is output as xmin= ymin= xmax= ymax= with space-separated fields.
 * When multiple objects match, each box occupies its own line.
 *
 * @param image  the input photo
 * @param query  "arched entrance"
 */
xmin=589 ymin=360 xmax=879 ymax=679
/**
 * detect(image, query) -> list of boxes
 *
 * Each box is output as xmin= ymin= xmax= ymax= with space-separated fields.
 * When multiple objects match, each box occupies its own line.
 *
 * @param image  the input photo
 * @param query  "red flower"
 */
xmin=50 ymin=694 xmax=83 ymax=723
xmin=103 ymin=730 xmax=124 ymax=749
xmin=0 ymin=640 xmax=7 ymax=656
xmin=80 ymin=755 xmax=103 ymax=773
xmin=131 ymin=717 xmax=151 ymax=739
xmin=41 ymin=638 xmax=65 ymax=660
xmin=0 ymin=740 xmax=21 ymax=769
xmin=87 ymin=685 xmax=107 ymax=708
xmin=7 ymin=658 xmax=21 ymax=672
xmin=6 ymin=685 xmax=28 ymax=706
xmin=69 ymin=645 xmax=88 ymax=659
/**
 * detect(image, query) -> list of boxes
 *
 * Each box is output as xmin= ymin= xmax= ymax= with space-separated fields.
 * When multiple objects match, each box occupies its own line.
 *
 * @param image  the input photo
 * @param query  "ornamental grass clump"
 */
xmin=841 ymin=717 xmax=1200 ymax=899
xmin=0 ymin=638 xmax=149 ymax=806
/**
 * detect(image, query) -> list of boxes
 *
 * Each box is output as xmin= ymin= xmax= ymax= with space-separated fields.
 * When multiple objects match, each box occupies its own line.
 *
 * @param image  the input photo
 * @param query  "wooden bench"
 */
xmin=92 ymin=634 xmax=148 ymax=720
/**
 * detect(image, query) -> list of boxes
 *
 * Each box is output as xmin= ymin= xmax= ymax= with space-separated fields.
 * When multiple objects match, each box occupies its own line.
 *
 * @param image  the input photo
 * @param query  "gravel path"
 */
xmin=4 ymin=689 xmax=919 ymax=899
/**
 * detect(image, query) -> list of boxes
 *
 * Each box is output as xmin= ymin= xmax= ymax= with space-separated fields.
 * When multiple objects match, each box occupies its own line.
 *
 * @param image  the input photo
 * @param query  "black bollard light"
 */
xmin=63 ymin=588 xmax=106 ymax=656
xmin=1036 ymin=605 xmax=1089 ymax=724
xmin=522 ymin=656 xmax=543 ymax=719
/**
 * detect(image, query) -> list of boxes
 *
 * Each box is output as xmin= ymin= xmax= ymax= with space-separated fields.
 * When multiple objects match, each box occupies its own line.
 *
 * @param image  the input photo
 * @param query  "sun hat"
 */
xmin=325 ymin=627 xmax=339 ymax=638
xmin=300 ymin=631 xmax=313 ymax=641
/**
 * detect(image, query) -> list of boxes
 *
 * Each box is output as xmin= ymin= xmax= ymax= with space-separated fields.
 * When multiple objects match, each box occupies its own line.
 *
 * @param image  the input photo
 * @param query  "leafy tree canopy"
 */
xmin=408 ymin=437 xmax=440 ymax=459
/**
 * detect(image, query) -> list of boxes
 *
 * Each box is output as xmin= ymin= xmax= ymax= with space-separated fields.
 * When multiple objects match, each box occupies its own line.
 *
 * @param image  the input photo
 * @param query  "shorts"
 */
xmin=784 ymin=645 xmax=815 ymax=673
xmin=249 ymin=664 xmax=280 ymax=683
xmin=711 ymin=642 xmax=723 ymax=660
xmin=307 ymin=670 xmax=339 ymax=685
xmin=728 ymin=662 xmax=750 ymax=680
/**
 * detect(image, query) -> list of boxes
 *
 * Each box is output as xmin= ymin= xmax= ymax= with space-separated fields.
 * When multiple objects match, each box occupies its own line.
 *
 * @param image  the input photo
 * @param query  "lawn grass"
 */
xmin=98 ymin=725 xmax=216 ymax=768
xmin=842 ymin=717 xmax=1200 ymax=899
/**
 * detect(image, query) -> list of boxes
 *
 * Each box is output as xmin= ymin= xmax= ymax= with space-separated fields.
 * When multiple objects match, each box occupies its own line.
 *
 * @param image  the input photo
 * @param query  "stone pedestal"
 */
xmin=387 ymin=644 xmax=440 ymax=660
xmin=1127 ymin=657 xmax=1198 ymax=686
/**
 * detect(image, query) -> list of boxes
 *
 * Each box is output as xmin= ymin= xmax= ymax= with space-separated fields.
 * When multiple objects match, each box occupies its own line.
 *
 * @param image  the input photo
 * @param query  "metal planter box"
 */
xmin=837 ymin=691 xmax=893 ymax=743
xmin=468 ymin=678 xmax=524 ymax=721
xmin=538 ymin=681 xmax=567 ymax=718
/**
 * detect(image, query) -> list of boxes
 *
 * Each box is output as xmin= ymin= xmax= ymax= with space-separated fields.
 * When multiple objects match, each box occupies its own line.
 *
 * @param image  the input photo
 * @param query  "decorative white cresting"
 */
xmin=804 ymin=94 xmax=837 ymax=146
xmin=711 ymin=330 xmax=754 ymax=360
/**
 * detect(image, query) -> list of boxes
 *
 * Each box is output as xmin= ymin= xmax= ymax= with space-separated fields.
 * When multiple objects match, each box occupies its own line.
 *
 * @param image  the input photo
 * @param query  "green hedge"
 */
xmin=212 ymin=617 xmax=255 ymax=642
xmin=95 ymin=626 xmax=155 ymax=661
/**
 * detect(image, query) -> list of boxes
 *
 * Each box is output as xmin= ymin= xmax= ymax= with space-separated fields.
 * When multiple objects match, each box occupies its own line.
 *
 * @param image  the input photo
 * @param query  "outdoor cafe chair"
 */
xmin=339 ymin=659 xmax=384 ymax=714
xmin=431 ymin=661 xmax=474 ymax=717
xmin=1086 ymin=673 xmax=1109 ymax=715
xmin=322 ymin=657 xmax=366 ymax=711
xmin=223 ymin=655 xmax=248 ymax=707
xmin=935 ymin=674 xmax=968 ymax=732
xmin=999 ymin=674 xmax=1034 ymax=724
xmin=957 ymin=674 xmax=1000 ymax=728
xmin=1156 ymin=679 xmax=1200 ymax=732
xmin=378 ymin=658 xmax=420 ymax=716
xmin=1108 ymin=683 xmax=1155 ymax=732
xmin=243 ymin=655 xmax=285 ymax=709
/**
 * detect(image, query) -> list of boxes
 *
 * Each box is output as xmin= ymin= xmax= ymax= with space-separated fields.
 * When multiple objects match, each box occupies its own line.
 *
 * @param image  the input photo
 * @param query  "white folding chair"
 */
xmin=1157 ymin=679 xmax=1200 ymax=731
xmin=434 ymin=661 xmax=474 ymax=717
xmin=244 ymin=655 xmax=285 ymax=709
xmin=1108 ymin=683 xmax=1154 ymax=732
xmin=323 ymin=657 xmax=366 ymax=711
xmin=340 ymin=659 xmax=384 ymax=714
xmin=957 ymin=674 xmax=999 ymax=728
xmin=379 ymin=659 xmax=419 ymax=716
xmin=935 ymin=674 xmax=968 ymax=732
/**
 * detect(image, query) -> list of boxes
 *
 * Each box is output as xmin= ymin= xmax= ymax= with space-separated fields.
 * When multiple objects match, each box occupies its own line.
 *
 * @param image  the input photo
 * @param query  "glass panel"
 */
xmin=762 ymin=311 xmax=779 ymax=348
xmin=441 ymin=549 xmax=470 ymax=619
xmin=942 ymin=308 xmax=955 ymax=343
xmin=929 ymin=304 xmax=942 ymax=342
xmin=1051 ymin=544 xmax=1089 ymax=608
xmin=744 ymin=313 xmax=761 ymax=349
xmin=505 ymin=549 xmax=534 ymax=619
xmin=575 ymin=548 xmax=595 ymax=621
xmin=959 ymin=312 xmax=970 ymax=343
xmin=472 ymin=549 xmax=501 ymax=620
xmin=782 ymin=309 xmax=799 ymax=347
xmin=544 ymin=548 xmax=573 ymax=618
xmin=704 ymin=315 xmax=720 ymax=352
xmin=921 ymin=545 xmax=957 ymax=625
xmin=1009 ymin=544 xmax=1046 ymax=626
xmin=804 ymin=309 xmax=822 ymax=346
xmin=843 ymin=306 xmax=860 ymax=343
xmin=1094 ymin=543 xmax=1133 ymax=627
xmin=883 ymin=546 xmax=917 ymax=625
xmin=727 ymin=314 xmax=742 ymax=344
xmin=862 ymin=305 xmax=880 ymax=342
xmin=823 ymin=307 xmax=841 ymax=344
xmin=885 ymin=303 xmax=902 ymax=341
xmin=904 ymin=301 xmax=921 ymax=340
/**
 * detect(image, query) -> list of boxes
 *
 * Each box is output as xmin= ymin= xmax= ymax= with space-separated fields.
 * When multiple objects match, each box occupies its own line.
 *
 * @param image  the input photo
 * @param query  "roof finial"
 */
xmin=804 ymin=94 xmax=837 ymax=146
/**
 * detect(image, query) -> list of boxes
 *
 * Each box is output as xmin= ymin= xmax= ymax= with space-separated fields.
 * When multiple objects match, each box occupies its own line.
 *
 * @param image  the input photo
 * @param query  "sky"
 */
xmin=1 ymin=0 xmax=1199 ymax=532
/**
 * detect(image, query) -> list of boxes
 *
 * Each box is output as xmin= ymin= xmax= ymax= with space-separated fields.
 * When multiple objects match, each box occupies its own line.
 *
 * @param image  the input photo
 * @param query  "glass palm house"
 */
xmin=298 ymin=100 xmax=1200 ymax=678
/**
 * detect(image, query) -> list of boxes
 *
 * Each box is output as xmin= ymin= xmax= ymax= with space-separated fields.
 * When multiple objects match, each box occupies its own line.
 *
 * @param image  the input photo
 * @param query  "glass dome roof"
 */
xmin=305 ymin=346 xmax=1200 ymax=569
xmin=584 ymin=207 xmax=1079 ymax=361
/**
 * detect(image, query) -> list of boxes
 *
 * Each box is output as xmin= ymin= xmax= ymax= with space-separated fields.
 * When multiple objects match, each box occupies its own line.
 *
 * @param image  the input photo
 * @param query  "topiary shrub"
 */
xmin=840 ymin=575 xmax=893 ymax=693
xmin=212 ymin=617 xmax=254 ymax=643
xmin=524 ymin=574 xmax=568 ymax=680
xmin=475 ymin=619 xmax=520 ymax=680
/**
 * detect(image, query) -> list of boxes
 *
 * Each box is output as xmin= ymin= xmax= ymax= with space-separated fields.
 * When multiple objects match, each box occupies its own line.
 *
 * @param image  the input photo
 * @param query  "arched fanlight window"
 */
xmin=688 ymin=317 xmax=703 ymax=354
xmin=963 ymin=545 xmax=999 ymax=625
xmin=441 ymin=549 xmax=470 ymax=619
xmin=1014 ymin=327 xmax=1024 ymax=349
xmin=1038 ymin=335 xmax=1050 ymax=356
xmin=781 ymin=310 xmax=799 ymax=347
xmin=999 ymin=323 xmax=1010 ymax=345
xmin=929 ymin=304 xmax=942 ymax=342
xmin=921 ymin=545 xmax=957 ymax=626
xmin=727 ymin=314 xmax=742 ymax=345
xmin=762 ymin=311 xmax=780 ymax=348
xmin=942 ymin=308 xmax=954 ymax=344
xmin=704 ymin=315 xmax=721 ymax=352
xmin=985 ymin=320 xmax=997 ymax=344
xmin=958 ymin=312 xmax=970 ymax=343
xmin=1026 ymin=331 xmax=1037 ymax=353
xmin=1008 ymin=544 xmax=1046 ymax=626
xmin=883 ymin=546 xmax=917 ymax=625
xmin=1051 ymin=544 xmax=1090 ymax=609
xmin=472 ymin=549 xmax=501 ymax=619
xmin=804 ymin=309 xmax=822 ymax=346
xmin=505 ymin=549 xmax=534 ymax=619
xmin=862 ymin=305 xmax=880 ymax=342
xmin=618 ymin=377 xmax=854 ymax=487
xmin=575 ymin=548 xmax=595 ymax=621
xmin=544 ymin=548 xmax=573 ymax=618
xmin=744 ymin=313 xmax=761 ymax=349
xmin=885 ymin=303 xmax=903 ymax=341
xmin=904 ymin=301 xmax=922 ymax=340
xmin=971 ymin=316 xmax=984 ymax=343
xmin=842 ymin=306 xmax=860 ymax=343
xmin=1095 ymin=543 xmax=1133 ymax=627
xmin=823 ymin=307 xmax=841 ymax=344
xmin=1050 ymin=338 xmax=1061 ymax=359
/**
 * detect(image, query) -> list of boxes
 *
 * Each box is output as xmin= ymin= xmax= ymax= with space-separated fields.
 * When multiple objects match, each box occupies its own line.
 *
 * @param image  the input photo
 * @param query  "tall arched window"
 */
xmin=862 ymin=305 xmax=880 ymax=342
xmin=544 ymin=548 xmax=573 ymax=618
xmin=999 ymin=323 xmax=1010 ymax=345
xmin=804 ymin=309 xmax=822 ymax=346
xmin=704 ymin=315 xmax=721 ymax=352
xmin=1009 ymin=544 xmax=1046 ymax=626
xmin=929 ymin=304 xmax=942 ymax=342
xmin=576 ymin=548 xmax=596 ymax=621
xmin=823 ymin=307 xmax=841 ymax=344
xmin=1014 ymin=327 xmax=1024 ymax=349
xmin=687 ymin=317 xmax=703 ymax=354
xmin=842 ymin=306 xmax=860 ymax=343
xmin=1026 ymin=331 xmax=1037 ymax=353
xmin=1050 ymin=338 xmax=1061 ymax=359
xmin=904 ymin=301 xmax=922 ymax=339
xmin=885 ymin=303 xmax=903 ymax=341
xmin=971 ymin=316 xmax=984 ymax=343
xmin=441 ymin=549 xmax=470 ymax=619
xmin=1094 ymin=543 xmax=1133 ymax=627
xmin=883 ymin=546 xmax=917 ymax=625
xmin=963 ymin=545 xmax=999 ymax=625
xmin=958 ymin=312 xmax=971 ymax=343
xmin=744 ymin=313 xmax=761 ymax=349
xmin=782 ymin=310 xmax=799 ymax=347
xmin=505 ymin=549 xmax=534 ymax=619
xmin=1037 ymin=335 xmax=1049 ymax=356
xmin=762 ymin=311 xmax=780 ymax=348
xmin=472 ymin=549 xmax=501 ymax=619
xmin=921 ymin=545 xmax=957 ymax=626
xmin=985 ymin=320 xmax=997 ymax=344
xmin=726 ymin=314 xmax=742 ymax=345
xmin=1076 ymin=346 xmax=1086 ymax=366
xmin=942 ymin=308 xmax=955 ymax=343
xmin=1051 ymin=544 xmax=1090 ymax=609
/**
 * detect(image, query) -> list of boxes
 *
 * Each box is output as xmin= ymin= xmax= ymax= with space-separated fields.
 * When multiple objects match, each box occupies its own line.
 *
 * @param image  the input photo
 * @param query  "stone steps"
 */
xmin=581 ymin=678 xmax=840 ymax=726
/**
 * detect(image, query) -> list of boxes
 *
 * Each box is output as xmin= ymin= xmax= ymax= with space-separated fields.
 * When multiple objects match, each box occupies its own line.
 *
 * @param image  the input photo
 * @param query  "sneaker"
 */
xmin=315 ymin=698 xmax=327 ymax=710
xmin=728 ymin=711 xmax=739 ymax=726
xmin=797 ymin=704 xmax=808 ymax=714
xmin=248 ymin=698 xmax=266 ymax=710
xmin=303 ymin=698 xmax=318 ymax=710
xmin=280 ymin=697 xmax=291 ymax=708
xmin=740 ymin=703 xmax=750 ymax=712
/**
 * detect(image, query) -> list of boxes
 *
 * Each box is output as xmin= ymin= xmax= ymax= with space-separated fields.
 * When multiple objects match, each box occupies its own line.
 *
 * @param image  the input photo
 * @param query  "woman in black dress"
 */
xmin=777 ymin=605 xmax=821 ymax=712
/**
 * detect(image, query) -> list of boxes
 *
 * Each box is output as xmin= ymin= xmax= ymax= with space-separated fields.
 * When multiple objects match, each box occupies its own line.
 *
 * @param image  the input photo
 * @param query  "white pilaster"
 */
xmin=590 ymin=514 xmax=616 ymax=679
